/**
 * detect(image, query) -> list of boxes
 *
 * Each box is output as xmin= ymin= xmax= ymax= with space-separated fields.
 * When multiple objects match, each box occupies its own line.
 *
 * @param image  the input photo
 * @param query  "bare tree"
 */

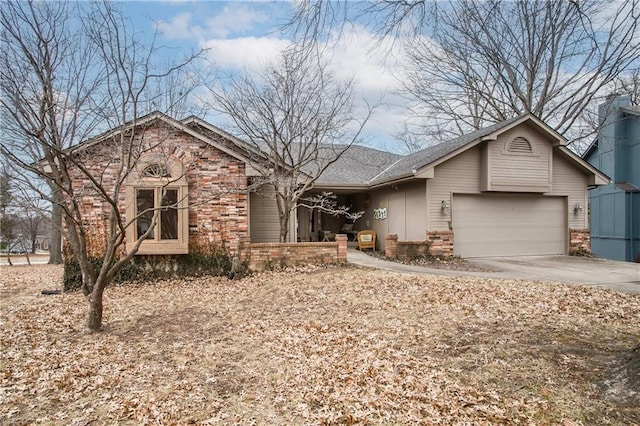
xmin=0 ymin=1 xmax=205 ymax=265
xmin=209 ymin=46 xmax=373 ymax=242
xmin=0 ymin=0 xmax=103 ymax=263
xmin=396 ymin=0 xmax=640 ymax=146
xmin=613 ymin=67 xmax=640 ymax=106
xmin=0 ymin=167 xmax=16 ymax=264
xmin=1 ymin=0 xmax=204 ymax=332
xmin=288 ymin=0 xmax=640 ymax=149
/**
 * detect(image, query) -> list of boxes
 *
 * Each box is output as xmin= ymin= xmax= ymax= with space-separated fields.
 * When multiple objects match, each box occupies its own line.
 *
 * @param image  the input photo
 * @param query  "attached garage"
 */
xmin=453 ymin=194 xmax=566 ymax=258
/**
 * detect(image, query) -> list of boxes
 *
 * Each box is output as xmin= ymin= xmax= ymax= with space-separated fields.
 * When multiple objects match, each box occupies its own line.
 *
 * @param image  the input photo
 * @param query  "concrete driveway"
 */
xmin=347 ymin=249 xmax=640 ymax=294
xmin=467 ymin=255 xmax=640 ymax=294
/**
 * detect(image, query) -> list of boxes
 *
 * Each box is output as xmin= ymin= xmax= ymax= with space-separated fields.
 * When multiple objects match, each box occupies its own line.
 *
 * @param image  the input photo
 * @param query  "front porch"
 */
xmin=295 ymin=191 xmax=370 ymax=246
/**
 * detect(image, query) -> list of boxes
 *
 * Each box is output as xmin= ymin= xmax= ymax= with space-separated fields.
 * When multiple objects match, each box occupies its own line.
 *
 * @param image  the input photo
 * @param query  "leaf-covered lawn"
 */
xmin=1 ymin=264 xmax=639 ymax=425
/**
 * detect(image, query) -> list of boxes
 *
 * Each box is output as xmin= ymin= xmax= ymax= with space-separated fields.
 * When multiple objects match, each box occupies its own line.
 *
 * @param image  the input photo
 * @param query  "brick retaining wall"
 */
xmin=385 ymin=234 xmax=430 ymax=260
xmin=244 ymin=234 xmax=348 ymax=271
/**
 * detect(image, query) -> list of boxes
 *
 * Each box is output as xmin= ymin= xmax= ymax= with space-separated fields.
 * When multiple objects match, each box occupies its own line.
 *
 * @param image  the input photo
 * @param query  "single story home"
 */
xmin=67 ymin=111 xmax=608 ymax=260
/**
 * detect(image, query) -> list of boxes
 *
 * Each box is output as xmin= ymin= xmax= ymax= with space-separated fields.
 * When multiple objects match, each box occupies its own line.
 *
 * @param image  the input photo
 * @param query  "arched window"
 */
xmin=508 ymin=136 xmax=533 ymax=153
xmin=141 ymin=163 xmax=171 ymax=178
xmin=126 ymin=157 xmax=188 ymax=254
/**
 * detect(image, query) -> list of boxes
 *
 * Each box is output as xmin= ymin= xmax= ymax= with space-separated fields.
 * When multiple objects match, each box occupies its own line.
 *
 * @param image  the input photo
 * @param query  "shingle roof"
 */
xmin=360 ymin=116 xmax=523 ymax=185
xmin=313 ymin=144 xmax=402 ymax=186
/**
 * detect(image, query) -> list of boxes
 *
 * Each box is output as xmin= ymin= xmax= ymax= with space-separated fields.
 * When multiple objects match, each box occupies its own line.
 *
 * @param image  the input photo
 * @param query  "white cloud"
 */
xmin=157 ymin=12 xmax=203 ymax=40
xmin=163 ymin=5 xmax=415 ymax=149
xmin=206 ymin=4 xmax=268 ymax=39
xmin=158 ymin=3 xmax=269 ymax=41
xmin=201 ymin=36 xmax=289 ymax=72
xmin=325 ymin=25 xmax=406 ymax=95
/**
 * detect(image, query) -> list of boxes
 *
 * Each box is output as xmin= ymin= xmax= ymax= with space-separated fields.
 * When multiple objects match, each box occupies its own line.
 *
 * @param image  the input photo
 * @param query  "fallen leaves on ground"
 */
xmin=1 ymin=264 xmax=638 ymax=425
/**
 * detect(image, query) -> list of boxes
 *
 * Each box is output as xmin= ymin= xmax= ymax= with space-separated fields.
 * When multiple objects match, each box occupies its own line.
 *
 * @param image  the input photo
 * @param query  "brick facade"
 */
xmin=67 ymin=119 xmax=249 ymax=257
xmin=385 ymin=234 xmax=398 ymax=258
xmin=569 ymin=228 xmax=591 ymax=254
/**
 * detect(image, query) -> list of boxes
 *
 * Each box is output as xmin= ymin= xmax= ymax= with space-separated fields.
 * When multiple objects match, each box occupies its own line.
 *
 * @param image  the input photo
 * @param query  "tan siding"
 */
xmin=548 ymin=153 xmax=589 ymax=229
xmin=371 ymin=188 xmax=390 ymax=250
xmin=388 ymin=190 xmax=405 ymax=238
xmin=487 ymin=126 xmax=551 ymax=191
xmin=405 ymin=182 xmax=427 ymax=240
xmin=249 ymin=184 xmax=281 ymax=243
xmin=370 ymin=181 xmax=427 ymax=250
xmin=429 ymin=146 xmax=482 ymax=230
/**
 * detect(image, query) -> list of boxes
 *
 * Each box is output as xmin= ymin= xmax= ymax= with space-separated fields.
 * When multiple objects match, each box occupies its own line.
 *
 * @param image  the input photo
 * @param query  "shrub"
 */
xmin=63 ymin=245 xmax=236 ymax=292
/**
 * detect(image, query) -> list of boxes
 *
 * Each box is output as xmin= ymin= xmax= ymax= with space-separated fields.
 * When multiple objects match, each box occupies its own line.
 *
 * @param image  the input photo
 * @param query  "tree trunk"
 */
xmin=48 ymin=189 xmax=63 ymax=264
xmin=85 ymin=288 xmax=104 ymax=332
xmin=279 ymin=213 xmax=290 ymax=243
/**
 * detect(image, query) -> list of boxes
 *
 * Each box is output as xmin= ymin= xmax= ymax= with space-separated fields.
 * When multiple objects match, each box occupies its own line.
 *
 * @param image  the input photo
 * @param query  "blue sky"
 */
xmin=122 ymin=1 xmax=411 ymax=152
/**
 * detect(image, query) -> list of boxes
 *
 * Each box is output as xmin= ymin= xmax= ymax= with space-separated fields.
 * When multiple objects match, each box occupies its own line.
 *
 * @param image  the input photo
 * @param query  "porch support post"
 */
xmin=336 ymin=234 xmax=348 ymax=264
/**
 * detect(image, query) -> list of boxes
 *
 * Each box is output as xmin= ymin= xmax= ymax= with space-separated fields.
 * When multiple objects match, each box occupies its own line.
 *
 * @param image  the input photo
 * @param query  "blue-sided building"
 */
xmin=584 ymin=95 xmax=640 ymax=262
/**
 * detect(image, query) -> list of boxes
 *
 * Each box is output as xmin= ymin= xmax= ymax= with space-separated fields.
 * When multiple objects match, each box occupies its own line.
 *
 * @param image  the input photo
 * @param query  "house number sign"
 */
xmin=373 ymin=208 xmax=387 ymax=220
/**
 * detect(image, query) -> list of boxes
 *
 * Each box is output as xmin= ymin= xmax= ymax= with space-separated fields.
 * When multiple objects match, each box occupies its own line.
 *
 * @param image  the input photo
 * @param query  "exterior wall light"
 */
xmin=441 ymin=200 xmax=450 ymax=213
xmin=574 ymin=203 xmax=583 ymax=214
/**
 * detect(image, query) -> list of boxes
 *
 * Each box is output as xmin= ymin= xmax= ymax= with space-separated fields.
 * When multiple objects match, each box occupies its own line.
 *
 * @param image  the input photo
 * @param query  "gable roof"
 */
xmin=317 ymin=114 xmax=608 ymax=188
xmin=180 ymin=115 xmax=266 ymax=161
xmin=65 ymin=111 xmax=608 ymax=188
xmin=369 ymin=116 xmax=526 ymax=185
xmin=68 ymin=111 xmax=261 ymax=166
xmin=621 ymin=105 xmax=640 ymax=116
xmin=582 ymin=138 xmax=599 ymax=160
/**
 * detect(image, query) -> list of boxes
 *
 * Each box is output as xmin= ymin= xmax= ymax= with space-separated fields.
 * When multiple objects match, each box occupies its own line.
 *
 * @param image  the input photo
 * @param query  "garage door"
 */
xmin=453 ymin=195 xmax=565 ymax=258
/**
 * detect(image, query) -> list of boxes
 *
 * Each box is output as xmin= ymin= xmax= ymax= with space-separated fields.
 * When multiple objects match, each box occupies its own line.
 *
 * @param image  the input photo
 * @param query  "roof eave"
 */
xmin=480 ymin=114 xmax=567 ymax=146
xmin=369 ymin=173 xmax=418 ymax=189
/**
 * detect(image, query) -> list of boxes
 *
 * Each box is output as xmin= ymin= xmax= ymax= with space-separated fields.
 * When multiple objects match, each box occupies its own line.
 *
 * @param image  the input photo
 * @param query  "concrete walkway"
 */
xmin=347 ymin=248 xmax=640 ymax=294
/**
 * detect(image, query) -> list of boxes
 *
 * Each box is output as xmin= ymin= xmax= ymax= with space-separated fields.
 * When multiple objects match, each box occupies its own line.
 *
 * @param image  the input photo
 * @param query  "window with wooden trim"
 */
xmin=126 ymin=159 xmax=188 ymax=255
xmin=508 ymin=136 xmax=533 ymax=153
xmin=136 ymin=187 xmax=179 ymax=240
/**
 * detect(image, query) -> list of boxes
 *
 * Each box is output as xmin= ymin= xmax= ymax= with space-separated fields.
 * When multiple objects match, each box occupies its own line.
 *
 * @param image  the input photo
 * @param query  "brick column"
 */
xmin=427 ymin=230 xmax=454 ymax=256
xmin=336 ymin=234 xmax=348 ymax=264
xmin=569 ymin=229 xmax=591 ymax=254
xmin=386 ymin=234 xmax=398 ymax=258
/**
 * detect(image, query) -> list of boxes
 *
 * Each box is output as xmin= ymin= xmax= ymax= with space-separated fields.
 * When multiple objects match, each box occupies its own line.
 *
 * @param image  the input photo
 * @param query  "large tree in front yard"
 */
xmin=210 ymin=47 xmax=373 ymax=242
xmin=0 ymin=0 xmax=204 ymax=332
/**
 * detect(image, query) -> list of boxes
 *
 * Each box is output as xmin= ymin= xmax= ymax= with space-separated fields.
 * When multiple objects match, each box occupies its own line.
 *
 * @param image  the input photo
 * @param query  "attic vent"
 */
xmin=141 ymin=164 xmax=171 ymax=178
xmin=508 ymin=137 xmax=532 ymax=153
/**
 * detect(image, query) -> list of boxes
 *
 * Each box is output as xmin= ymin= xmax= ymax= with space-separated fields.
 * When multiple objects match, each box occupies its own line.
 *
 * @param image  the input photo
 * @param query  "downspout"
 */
xmin=629 ymin=192 xmax=634 ymax=262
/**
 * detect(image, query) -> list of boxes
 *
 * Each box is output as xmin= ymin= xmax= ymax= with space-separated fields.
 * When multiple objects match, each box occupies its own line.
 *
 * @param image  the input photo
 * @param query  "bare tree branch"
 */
xmin=1 ymin=0 xmax=206 ymax=332
xmin=207 ymin=45 xmax=374 ymax=242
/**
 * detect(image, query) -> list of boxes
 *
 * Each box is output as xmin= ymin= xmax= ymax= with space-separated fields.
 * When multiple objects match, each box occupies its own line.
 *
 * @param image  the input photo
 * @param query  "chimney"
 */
xmin=599 ymin=94 xmax=631 ymax=125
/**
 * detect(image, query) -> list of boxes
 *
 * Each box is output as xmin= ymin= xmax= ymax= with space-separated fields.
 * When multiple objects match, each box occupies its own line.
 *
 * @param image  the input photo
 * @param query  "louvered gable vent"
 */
xmin=509 ymin=136 xmax=532 ymax=153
